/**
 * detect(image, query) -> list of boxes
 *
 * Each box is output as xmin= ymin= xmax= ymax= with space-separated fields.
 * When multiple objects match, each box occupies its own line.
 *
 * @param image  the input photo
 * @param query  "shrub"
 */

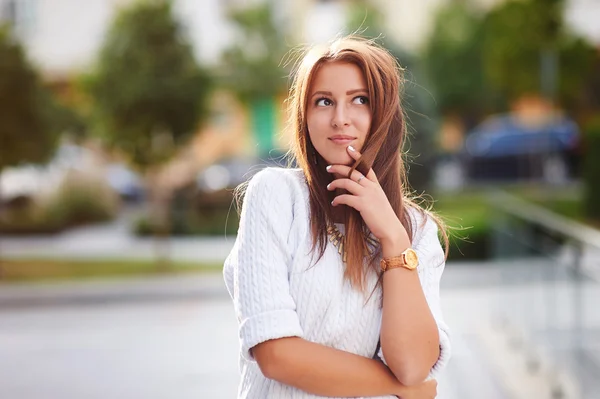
xmin=0 ymin=171 xmax=119 ymax=234
xmin=133 ymin=206 xmax=239 ymax=237
xmin=583 ymin=117 xmax=600 ymax=221
xmin=39 ymin=171 xmax=119 ymax=227
xmin=0 ymin=201 xmax=63 ymax=234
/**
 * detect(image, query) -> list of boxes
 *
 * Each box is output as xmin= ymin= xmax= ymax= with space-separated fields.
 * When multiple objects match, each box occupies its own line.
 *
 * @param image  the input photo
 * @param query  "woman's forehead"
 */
xmin=309 ymin=62 xmax=367 ymax=92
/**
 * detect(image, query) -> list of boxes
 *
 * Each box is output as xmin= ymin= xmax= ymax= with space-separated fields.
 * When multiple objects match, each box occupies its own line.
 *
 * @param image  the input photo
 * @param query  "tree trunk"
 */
xmin=147 ymin=170 xmax=172 ymax=272
xmin=154 ymin=194 xmax=172 ymax=272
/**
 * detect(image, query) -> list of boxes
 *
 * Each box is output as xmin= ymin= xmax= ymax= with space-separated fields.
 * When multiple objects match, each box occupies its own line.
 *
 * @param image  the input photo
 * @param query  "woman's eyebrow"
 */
xmin=311 ymin=90 xmax=332 ymax=98
xmin=310 ymin=89 xmax=368 ymax=98
xmin=346 ymin=89 xmax=368 ymax=95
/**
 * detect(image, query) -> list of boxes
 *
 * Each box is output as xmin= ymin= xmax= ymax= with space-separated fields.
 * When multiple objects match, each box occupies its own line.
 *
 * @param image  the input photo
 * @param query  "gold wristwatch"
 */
xmin=380 ymin=248 xmax=419 ymax=272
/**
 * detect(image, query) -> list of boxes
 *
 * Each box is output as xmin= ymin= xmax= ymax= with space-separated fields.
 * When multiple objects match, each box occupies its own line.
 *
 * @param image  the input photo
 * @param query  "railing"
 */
xmin=489 ymin=190 xmax=600 ymax=281
xmin=484 ymin=190 xmax=600 ymax=399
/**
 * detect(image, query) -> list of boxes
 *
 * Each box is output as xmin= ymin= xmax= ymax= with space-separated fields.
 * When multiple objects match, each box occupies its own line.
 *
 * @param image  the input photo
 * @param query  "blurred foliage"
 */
xmin=0 ymin=25 xmax=61 ymax=174
xmin=422 ymin=2 xmax=490 ymax=119
xmin=557 ymin=37 xmax=599 ymax=113
xmin=220 ymin=3 xmax=289 ymax=104
xmin=435 ymin=191 xmax=491 ymax=260
xmin=134 ymin=188 xmax=240 ymax=237
xmin=400 ymin=53 xmax=440 ymax=194
xmin=482 ymin=0 xmax=596 ymax=107
xmin=83 ymin=0 xmax=212 ymax=169
xmin=482 ymin=0 xmax=562 ymax=101
xmin=0 ymin=171 xmax=118 ymax=234
xmin=0 ymin=196 xmax=64 ymax=234
xmin=422 ymin=0 xmax=598 ymax=119
xmin=583 ymin=117 xmax=600 ymax=221
xmin=134 ymin=207 xmax=239 ymax=237
xmin=346 ymin=1 xmax=438 ymax=192
xmin=42 ymin=92 xmax=88 ymax=140
xmin=39 ymin=171 xmax=119 ymax=227
xmin=346 ymin=0 xmax=385 ymax=40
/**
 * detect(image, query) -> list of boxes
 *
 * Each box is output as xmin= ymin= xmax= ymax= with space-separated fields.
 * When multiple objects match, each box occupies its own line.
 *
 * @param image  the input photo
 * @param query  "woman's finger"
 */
xmin=346 ymin=145 xmax=379 ymax=183
xmin=326 ymin=164 xmax=368 ymax=184
xmin=346 ymin=145 xmax=361 ymax=160
xmin=327 ymin=178 xmax=363 ymax=194
xmin=331 ymin=194 xmax=363 ymax=211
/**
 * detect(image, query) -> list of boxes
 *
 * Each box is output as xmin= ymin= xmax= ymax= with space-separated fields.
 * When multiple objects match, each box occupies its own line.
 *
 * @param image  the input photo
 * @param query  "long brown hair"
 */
xmin=285 ymin=36 xmax=449 ymax=293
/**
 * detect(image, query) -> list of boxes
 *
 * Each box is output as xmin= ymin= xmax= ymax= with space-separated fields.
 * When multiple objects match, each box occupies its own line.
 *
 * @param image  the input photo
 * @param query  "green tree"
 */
xmin=220 ymin=3 xmax=289 ymax=157
xmin=0 ymin=26 xmax=58 ymax=178
xmin=555 ymin=36 xmax=598 ymax=115
xmin=84 ymin=0 xmax=212 ymax=266
xmin=483 ymin=0 xmax=561 ymax=100
xmin=0 ymin=25 xmax=68 ymax=274
xmin=0 ymin=26 xmax=85 ymax=186
xmin=482 ymin=0 xmax=596 ymax=110
xmin=85 ymin=0 xmax=210 ymax=168
xmin=421 ymin=2 xmax=490 ymax=119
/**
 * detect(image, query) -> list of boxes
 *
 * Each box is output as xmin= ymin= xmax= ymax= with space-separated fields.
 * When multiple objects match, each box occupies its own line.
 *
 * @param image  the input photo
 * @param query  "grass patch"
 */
xmin=432 ymin=191 xmax=491 ymax=260
xmin=434 ymin=191 xmax=490 ymax=231
xmin=0 ymin=258 xmax=223 ymax=283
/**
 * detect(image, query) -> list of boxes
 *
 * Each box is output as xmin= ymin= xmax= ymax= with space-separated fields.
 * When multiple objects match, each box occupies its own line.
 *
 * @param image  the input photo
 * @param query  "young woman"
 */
xmin=223 ymin=36 xmax=451 ymax=399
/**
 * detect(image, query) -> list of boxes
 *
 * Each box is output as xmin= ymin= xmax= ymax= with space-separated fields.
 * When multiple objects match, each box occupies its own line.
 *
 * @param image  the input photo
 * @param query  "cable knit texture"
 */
xmin=223 ymin=167 xmax=451 ymax=399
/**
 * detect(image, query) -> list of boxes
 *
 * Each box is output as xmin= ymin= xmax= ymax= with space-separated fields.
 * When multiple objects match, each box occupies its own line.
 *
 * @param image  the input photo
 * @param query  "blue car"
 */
xmin=461 ymin=114 xmax=580 ymax=182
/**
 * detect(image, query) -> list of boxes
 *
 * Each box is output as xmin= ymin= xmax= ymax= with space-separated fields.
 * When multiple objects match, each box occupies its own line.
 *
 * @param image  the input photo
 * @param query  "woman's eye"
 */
xmin=353 ymin=96 xmax=369 ymax=105
xmin=316 ymin=98 xmax=333 ymax=107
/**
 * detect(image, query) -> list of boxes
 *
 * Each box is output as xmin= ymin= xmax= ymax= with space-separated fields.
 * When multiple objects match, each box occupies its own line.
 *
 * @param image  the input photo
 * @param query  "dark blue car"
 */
xmin=461 ymin=114 xmax=580 ymax=182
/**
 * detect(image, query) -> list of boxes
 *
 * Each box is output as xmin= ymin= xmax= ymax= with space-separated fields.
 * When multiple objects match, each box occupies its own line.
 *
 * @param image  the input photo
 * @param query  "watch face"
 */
xmin=404 ymin=249 xmax=419 ymax=269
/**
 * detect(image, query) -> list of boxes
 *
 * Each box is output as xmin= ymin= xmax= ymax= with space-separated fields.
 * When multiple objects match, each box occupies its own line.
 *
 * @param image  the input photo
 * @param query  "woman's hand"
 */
xmin=326 ymin=145 xmax=408 ymax=248
xmin=395 ymin=379 xmax=438 ymax=399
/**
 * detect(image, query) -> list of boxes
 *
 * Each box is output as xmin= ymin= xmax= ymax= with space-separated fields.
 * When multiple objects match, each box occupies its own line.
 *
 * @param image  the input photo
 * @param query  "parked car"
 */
xmin=460 ymin=114 xmax=580 ymax=182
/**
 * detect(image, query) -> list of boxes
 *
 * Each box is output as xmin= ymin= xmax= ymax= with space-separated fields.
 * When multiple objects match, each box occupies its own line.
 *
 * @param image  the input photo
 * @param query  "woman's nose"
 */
xmin=332 ymin=104 xmax=350 ymax=128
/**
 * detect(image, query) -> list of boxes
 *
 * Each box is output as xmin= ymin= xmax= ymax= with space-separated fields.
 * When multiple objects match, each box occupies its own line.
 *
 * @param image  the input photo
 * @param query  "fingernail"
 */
xmin=326 ymin=183 xmax=331 ymax=189
xmin=331 ymin=200 xmax=335 ymax=206
xmin=348 ymin=145 xmax=355 ymax=152
xmin=326 ymin=165 xmax=332 ymax=171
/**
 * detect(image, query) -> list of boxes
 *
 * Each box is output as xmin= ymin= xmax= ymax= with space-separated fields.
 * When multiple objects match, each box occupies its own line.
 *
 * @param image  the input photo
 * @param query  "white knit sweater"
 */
xmin=223 ymin=167 xmax=451 ymax=399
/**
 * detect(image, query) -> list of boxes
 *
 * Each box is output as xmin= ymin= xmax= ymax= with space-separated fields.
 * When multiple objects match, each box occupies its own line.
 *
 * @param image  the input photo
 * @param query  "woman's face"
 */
xmin=306 ymin=61 xmax=372 ymax=167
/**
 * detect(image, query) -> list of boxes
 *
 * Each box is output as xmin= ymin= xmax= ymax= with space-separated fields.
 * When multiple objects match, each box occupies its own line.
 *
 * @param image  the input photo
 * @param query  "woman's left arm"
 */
xmin=327 ymin=145 xmax=451 ymax=387
xmin=378 ymin=217 xmax=451 ymax=386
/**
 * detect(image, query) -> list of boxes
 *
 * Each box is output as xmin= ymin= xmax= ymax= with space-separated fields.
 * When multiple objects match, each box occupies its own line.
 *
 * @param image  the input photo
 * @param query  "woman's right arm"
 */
xmin=253 ymin=337 xmax=436 ymax=398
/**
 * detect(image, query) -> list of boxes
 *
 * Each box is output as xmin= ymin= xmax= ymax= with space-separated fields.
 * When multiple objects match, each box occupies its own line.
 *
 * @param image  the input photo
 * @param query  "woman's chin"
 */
xmin=322 ymin=154 xmax=353 ymax=166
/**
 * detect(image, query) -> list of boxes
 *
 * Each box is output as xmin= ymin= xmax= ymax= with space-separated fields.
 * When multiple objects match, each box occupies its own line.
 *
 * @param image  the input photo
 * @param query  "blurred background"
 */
xmin=0 ymin=0 xmax=599 ymax=398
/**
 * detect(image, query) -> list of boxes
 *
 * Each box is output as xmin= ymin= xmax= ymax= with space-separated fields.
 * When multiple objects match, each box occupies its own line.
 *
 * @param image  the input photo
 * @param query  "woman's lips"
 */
xmin=329 ymin=138 xmax=356 ymax=145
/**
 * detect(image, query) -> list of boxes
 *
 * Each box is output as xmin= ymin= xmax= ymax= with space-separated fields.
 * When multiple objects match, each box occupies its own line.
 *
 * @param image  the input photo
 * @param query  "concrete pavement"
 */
xmin=0 ymin=269 xmax=479 ymax=399
xmin=0 ymin=295 xmax=240 ymax=399
xmin=0 ymin=259 xmax=598 ymax=398
xmin=0 ymin=274 xmax=227 ymax=309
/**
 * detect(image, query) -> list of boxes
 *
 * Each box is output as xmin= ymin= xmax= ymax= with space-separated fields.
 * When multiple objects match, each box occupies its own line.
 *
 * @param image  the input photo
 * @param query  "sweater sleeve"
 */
xmin=377 ymin=213 xmax=452 ymax=379
xmin=223 ymin=168 xmax=304 ymax=363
